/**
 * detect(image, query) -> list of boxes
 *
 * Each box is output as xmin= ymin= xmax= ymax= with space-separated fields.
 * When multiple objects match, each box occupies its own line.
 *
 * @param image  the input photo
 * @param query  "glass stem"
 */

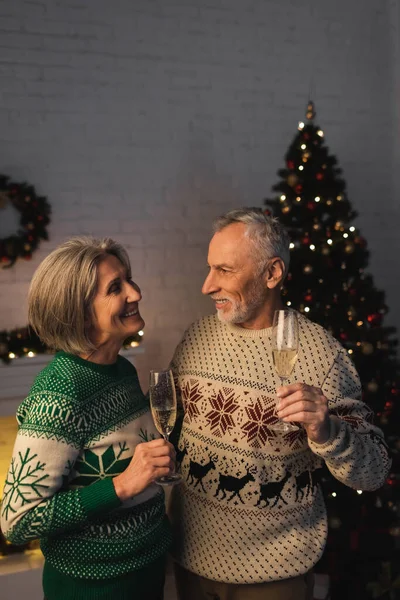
xmin=163 ymin=433 xmax=175 ymax=475
xmin=277 ymin=377 xmax=286 ymax=414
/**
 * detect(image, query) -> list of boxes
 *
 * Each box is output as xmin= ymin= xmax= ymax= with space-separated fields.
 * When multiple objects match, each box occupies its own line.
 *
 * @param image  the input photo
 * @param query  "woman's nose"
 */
xmin=127 ymin=281 xmax=142 ymax=302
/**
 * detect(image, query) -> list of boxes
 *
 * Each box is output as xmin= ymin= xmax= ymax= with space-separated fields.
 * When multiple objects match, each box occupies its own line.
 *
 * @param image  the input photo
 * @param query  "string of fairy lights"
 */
xmin=0 ymin=328 xmax=144 ymax=364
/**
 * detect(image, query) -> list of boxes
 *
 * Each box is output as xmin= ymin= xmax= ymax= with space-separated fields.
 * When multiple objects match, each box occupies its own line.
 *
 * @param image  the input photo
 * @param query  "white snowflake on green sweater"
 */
xmin=1 ymin=448 xmax=50 ymax=521
xmin=71 ymin=442 xmax=132 ymax=486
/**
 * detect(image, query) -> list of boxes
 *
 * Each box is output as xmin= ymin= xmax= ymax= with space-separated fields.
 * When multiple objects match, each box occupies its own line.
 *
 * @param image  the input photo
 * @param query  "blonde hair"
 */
xmin=28 ymin=236 xmax=131 ymax=355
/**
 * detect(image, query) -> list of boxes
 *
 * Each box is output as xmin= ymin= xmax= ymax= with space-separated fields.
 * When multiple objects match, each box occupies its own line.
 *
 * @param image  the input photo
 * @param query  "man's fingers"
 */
xmin=277 ymin=400 xmax=318 ymax=419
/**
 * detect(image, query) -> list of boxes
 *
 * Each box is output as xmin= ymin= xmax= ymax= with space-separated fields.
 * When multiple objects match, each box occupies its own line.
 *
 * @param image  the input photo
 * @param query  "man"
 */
xmin=169 ymin=207 xmax=391 ymax=600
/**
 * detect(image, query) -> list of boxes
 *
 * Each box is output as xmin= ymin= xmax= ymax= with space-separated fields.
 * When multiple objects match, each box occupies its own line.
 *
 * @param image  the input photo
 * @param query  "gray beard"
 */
xmin=215 ymin=281 xmax=267 ymax=325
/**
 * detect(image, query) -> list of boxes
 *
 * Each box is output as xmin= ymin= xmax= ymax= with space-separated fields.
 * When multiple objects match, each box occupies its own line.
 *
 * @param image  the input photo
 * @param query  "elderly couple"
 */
xmin=1 ymin=208 xmax=390 ymax=600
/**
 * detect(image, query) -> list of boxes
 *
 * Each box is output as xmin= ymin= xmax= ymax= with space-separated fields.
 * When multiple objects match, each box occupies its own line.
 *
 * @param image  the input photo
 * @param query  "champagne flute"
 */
xmin=269 ymin=309 xmax=299 ymax=433
xmin=149 ymin=369 xmax=182 ymax=485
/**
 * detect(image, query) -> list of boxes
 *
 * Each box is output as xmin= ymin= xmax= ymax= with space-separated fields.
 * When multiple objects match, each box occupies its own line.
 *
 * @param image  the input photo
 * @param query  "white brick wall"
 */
xmin=0 ymin=0 xmax=398 ymax=389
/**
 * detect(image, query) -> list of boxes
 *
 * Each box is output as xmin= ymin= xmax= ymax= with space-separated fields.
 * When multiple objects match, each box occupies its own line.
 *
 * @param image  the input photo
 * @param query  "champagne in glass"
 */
xmin=270 ymin=309 xmax=299 ymax=433
xmin=149 ymin=369 xmax=182 ymax=485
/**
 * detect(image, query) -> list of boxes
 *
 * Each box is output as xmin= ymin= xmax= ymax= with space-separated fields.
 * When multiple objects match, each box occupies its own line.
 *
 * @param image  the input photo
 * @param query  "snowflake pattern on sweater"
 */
xmin=1 ymin=352 xmax=172 ymax=580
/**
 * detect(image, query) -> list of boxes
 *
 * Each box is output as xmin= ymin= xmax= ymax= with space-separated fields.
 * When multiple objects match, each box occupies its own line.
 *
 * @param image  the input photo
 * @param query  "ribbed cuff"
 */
xmin=79 ymin=477 xmax=121 ymax=519
xmin=308 ymin=416 xmax=344 ymax=458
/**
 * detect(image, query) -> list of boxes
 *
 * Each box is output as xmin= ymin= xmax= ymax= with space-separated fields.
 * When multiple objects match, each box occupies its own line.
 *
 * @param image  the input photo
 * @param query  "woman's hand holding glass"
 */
xmin=113 ymin=438 xmax=175 ymax=501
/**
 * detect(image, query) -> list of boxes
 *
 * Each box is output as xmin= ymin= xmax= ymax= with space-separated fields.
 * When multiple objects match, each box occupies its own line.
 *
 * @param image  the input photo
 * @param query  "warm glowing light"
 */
xmin=289 ymin=243 xmax=295 ymax=249
xmin=130 ymin=341 xmax=139 ymax=347
xmin=301 ymin=144 xmax=306 ymax=150
xmin=315 ymin=196 xmax=321 ymax=202
xmin=296 ymin=196 xmax=301 ymax=202
xmin=357 ymin=490 xmax=363 ymax=495
xmin=8 ymin=352 xmax=16 ymax=359
xmin=317 ymin=129 xmax=324 ymax=137
xmin=348 ymin=349 xmax=353 ymax=355
xmin=286 ymin=301 xmax=292 ymax=306
xmin=138 ymin=330 xmax=144 ymax=336
xmin=332 ymin=492 xmax=337 ymax=498
xmin=327 ymin=239 xmax=333 ymax=245
xmin=27 ymin=351 xmax=35 ymax=358
xmin=298 ymin=121 xmax=305 ymax=130
xmin=349 ymin=226 xmax=355 ymax=232
xmin=298 ymin=165 xmax=304 ymax=171
xmin=280 ymin=194 xmax=286 ymax=201
xmin=357 ymin=321 xmax=363 ymax=327
xmin=304 ymin=307 xmax=310 ymax=313
xmin=343 ymin=233 xmax=349 ymax=238
xmin=309 ymin=245 xmax=315 ymax=251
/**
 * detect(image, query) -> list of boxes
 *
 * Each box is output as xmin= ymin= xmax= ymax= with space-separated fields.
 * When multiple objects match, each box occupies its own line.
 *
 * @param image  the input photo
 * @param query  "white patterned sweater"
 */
xmin=169 ymin=313 xmax=391 ymax=584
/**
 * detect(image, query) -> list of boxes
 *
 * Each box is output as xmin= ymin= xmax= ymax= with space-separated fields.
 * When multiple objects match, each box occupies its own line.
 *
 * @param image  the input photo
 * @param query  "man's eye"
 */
xmin=110 ymin=285 xmax=121 ymax=294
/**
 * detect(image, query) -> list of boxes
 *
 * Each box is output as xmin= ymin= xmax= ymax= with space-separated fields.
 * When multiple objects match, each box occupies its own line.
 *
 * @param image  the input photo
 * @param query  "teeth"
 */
xmin=123 ymin=310 xmax=138 ymax=317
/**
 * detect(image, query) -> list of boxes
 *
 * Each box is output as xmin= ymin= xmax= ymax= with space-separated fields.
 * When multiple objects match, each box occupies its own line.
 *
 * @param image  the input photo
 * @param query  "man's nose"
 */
xmin=202 ymin=270 xmax=218 ymax=295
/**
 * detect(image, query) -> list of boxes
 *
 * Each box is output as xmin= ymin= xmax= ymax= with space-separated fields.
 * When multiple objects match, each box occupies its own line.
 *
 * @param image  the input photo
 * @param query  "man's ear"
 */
xmin=265 ymin=257 xmax=285 ymax=289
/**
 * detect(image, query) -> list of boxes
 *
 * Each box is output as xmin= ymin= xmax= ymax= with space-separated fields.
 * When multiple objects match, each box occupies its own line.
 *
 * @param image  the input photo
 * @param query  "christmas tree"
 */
xmin=264 ymin=102 xmax=400 ymax=599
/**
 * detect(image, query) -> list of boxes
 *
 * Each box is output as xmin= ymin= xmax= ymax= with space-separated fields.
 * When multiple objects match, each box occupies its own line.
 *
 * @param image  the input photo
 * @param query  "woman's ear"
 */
xmin=265 ymin=257 xmax=285 ymax=289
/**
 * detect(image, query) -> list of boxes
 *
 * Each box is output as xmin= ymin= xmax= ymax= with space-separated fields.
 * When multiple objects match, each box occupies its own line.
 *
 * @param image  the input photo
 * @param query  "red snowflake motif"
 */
xmin=182 ymin=379 xmax=202 ymax=423
xmin=334 ymin=407 xmax=364 ymax=429
xmin=205 ymin=387 xmax=239 ymax=437
xmin=241 ymin=396 xmax=277 ymax=448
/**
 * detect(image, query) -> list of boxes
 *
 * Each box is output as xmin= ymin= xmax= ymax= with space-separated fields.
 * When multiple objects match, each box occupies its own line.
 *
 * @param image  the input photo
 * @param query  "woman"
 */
xmin=0 ymin=237 xmax=174 ymax=600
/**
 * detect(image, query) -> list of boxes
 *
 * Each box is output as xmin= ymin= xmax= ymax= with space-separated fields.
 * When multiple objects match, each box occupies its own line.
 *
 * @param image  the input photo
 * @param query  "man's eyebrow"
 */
xmin=208 ymin=262 xmax=232 ymax=269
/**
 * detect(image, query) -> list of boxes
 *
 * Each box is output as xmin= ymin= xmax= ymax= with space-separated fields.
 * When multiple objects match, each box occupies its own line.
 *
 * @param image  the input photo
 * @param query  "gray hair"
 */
xmin=212 ymin=207 xmax=290 ymax=274
xmin=28 ymin=236 xmax=131 ymax=355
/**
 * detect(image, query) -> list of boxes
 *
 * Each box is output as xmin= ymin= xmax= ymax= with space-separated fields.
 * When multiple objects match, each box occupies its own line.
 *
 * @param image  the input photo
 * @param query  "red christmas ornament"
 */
xmin=307 ymin=202 xmax=315 ymax=211
xmin=316 ymin=173 xmax=324 ymax=181
xmin=295 ymin=184 xmax=303 ymax=193
xmin=367 ymin=313 xmax=382 ymax=326
xmin=1 ymin=256 xmax=9 ymax=263
xmin=303 ymin=133 xmax=310 ymax=140
xmin=302 ymin=236 xmax=311 ymax=245
xmin=340 ymin=332 xmax=348 ymax=341
xmin=304 ymin=294 xmax=313 ymax=302
xmin=287 ymin=160 xmax=295 ymax=169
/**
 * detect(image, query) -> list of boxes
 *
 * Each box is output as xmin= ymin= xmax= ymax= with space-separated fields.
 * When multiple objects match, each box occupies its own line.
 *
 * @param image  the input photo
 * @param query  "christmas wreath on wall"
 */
xmin=0 ymin=174 xmax=51 ymax=268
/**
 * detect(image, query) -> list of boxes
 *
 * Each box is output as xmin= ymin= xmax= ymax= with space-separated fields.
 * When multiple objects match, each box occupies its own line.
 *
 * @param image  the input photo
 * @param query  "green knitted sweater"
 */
xmin=0 ymin=352 xmax=172 ymax=599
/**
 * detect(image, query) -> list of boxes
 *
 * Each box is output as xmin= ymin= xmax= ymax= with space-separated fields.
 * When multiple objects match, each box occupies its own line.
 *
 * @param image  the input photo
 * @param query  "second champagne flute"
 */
xmin=149 ymin=369 xmax=182 ymax=485
xmin=269 ymin=309 xmax=299 ymax=433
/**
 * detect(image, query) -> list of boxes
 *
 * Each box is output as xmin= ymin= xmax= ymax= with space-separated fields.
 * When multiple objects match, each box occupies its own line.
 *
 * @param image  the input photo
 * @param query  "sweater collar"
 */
xmin=225 ymin=321 xmax=273 ymax=339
